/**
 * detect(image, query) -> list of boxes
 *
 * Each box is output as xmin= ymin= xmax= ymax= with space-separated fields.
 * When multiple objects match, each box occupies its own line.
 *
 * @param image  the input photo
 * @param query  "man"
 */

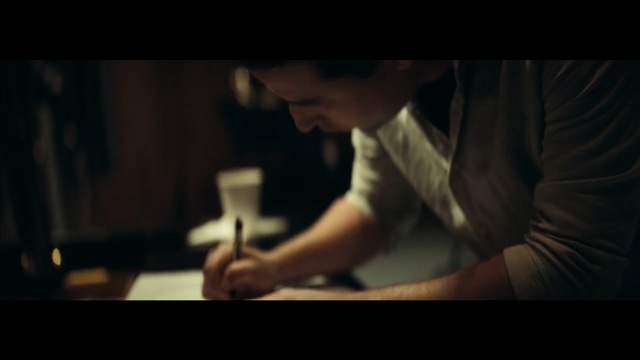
xmin=202 ymin=60 xmax=640 ymax=300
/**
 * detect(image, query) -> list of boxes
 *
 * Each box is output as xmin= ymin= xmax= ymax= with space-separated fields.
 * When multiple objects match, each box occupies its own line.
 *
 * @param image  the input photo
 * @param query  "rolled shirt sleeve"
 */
xmin=345 ymin=128 xmax=422 ymax=248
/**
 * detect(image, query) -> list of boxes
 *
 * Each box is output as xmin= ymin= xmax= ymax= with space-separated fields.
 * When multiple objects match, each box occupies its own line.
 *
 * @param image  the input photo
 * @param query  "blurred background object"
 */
xmin=0 ymin=60 xmax=354 ymax=299
xmin=187 ymin=166 xmax=290 ymax=248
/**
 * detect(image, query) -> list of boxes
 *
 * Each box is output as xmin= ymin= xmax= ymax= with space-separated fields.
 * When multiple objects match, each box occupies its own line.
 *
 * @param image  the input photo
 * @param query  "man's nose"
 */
xmin=289 ymin=106 xmax=319 ymax=133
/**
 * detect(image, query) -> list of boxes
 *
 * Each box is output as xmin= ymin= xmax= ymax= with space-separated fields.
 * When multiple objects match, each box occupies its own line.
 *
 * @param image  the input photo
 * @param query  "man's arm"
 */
xmin=266 ymin=196 xmax=390 ymax=285
xmin=502 ymin=60 xmax=640 ymax=299
xmin=348 ymin=252 xmax=516 ymax=300
xmin=260 ymin=250 xmax=516 ymax=300
xmin=266 ymin=126 xmax=424 ymax=286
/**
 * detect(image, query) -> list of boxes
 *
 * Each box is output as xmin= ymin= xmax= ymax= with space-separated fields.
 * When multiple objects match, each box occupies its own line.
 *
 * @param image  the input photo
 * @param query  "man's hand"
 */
xmin=202 ymin=243 xmax=280 ymax=300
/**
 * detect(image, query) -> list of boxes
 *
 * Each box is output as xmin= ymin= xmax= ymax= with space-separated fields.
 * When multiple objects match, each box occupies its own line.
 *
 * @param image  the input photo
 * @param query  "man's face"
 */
xmin=250 ymin=61 xmax=415 ymax=133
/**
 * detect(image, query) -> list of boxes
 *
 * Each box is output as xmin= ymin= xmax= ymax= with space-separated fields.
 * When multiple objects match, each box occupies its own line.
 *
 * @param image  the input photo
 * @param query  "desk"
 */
xmin=2 ymin=229 xmax=363 ymax=300
xmin=48 ymin=243 xmax=362 ymax=300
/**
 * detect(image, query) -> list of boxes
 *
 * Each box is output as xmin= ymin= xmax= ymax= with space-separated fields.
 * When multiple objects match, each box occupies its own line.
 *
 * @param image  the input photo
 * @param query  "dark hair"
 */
xmin=239 ymin=60 xmax=380 ymax=79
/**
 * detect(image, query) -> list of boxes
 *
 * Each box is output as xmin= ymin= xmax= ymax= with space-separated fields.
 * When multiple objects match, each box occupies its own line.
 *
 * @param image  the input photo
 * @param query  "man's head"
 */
xmin=240 ymin=60 xmax=382 ymax=80
xmin=241 ymin=60 xmax=452 ymax=133
xmin=242 ymin=60 xmax=451 ymax=133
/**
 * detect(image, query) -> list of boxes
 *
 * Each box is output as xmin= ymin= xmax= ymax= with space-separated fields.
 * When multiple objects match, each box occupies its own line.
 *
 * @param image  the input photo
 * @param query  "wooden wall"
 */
xmin=92 ymin=60 xmax=238 ymax=232
xmin=2 ymin=59 xmax=354 ymax=245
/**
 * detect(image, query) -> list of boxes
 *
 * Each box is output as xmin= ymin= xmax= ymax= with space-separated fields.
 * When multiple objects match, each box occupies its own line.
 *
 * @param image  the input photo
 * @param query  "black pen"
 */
xmin=230 ymin=217 xmax=243 ymax=299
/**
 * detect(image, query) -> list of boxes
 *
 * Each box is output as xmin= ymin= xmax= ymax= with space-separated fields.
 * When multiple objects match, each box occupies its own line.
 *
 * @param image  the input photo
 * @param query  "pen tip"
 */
xmin=235 ymin=217 xmax=243 ymax=231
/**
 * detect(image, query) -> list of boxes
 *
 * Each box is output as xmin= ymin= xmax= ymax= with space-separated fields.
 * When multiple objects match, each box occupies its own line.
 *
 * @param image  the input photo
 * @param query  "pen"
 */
xmin=230 ymin=217 xmax=243 ymax=299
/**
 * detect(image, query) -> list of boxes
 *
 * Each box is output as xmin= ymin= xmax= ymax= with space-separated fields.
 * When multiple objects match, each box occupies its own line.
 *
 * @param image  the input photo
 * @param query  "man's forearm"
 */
xmin=268 ymin=196 xmax=389 ymax=284
xmin=348 ymin=252 xmax=517 ymax=300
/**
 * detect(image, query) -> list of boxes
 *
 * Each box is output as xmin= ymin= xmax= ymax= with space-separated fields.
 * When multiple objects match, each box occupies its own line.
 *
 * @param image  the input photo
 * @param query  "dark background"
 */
xmin=1 ymin=60 xmax=355 ymax=298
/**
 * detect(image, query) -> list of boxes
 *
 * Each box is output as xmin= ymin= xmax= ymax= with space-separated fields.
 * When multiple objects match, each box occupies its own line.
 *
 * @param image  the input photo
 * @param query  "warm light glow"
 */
xmin=52 ymin=248 xmax=62 ymax=267
xmin=21 ymin=252 xmax=31 ymax=271
xmin=230 ymin=67 xmax=253 ymax=107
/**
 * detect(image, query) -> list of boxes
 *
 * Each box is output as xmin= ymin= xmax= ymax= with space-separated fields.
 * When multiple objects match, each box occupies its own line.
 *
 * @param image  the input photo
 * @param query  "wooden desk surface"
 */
xmin=3 ymin=234 xmax=363 ymax=300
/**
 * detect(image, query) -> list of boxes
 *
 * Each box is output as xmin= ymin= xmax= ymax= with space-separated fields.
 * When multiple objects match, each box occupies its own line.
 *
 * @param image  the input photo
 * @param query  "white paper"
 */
xmin=126 ymin=269 xmax=205 ymax=300
xmin=126 ymin=270 xmax=348 ymax=300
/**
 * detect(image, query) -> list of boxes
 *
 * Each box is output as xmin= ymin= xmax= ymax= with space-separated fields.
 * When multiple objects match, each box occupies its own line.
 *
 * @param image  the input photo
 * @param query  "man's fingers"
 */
xmin=202 ymin=284 xmax=231 ymax=300
xmin=203 ymin=244 xmax=233 ymax=274
xmin=202 ymin=244 xmax=235 ymax=299
xmin=223 ymin=259 xmax=256 ymax=290
xmin=202 ymin=244 xmax=269 ymax=299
